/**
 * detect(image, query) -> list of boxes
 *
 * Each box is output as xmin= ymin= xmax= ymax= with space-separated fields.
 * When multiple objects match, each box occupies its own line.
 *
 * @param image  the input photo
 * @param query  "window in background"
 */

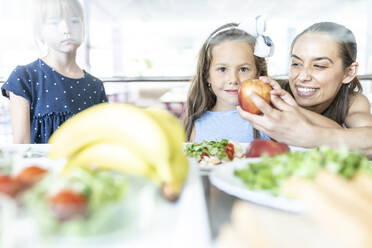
xmin=84 ymin=0 xmax=370 ymax=78
xmin=0 ymin=0 xmax=370 ymax=79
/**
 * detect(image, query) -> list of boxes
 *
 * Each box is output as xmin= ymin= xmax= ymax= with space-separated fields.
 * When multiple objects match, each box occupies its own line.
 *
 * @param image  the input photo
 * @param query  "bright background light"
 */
xmin=0 ymin=0 xmax=370 ymax=79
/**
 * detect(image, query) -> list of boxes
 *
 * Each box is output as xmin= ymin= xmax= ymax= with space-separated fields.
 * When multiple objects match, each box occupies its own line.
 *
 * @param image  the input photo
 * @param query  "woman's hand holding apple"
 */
xmin=237 ymin=89 xmax=318 ymax=148
xmin=238 ymin=79 xmax=272 ymax=114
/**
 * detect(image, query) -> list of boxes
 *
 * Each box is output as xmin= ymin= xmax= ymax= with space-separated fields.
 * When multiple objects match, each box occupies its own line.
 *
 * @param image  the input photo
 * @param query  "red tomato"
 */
xmin=225 ymin=143 xmax=235 ymax=160
xmin=0 ymin=175 xmax=23 ymax=198
xmin=49 ymin=190 xmax=87 ymax=221
xmin=200 ymin=152 xmax=210 ymax=161
xmin=16 ymin=166 xmax=48 ymax=186
xmin=238 ymin=79 xmax=272 ymax=114
xmin=246 ymin=139 xmax=290 ymax=158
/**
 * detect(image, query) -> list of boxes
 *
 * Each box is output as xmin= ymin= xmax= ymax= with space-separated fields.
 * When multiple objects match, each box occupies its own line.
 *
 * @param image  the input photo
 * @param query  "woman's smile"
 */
xmin=295 ymin=86 xmax=319 ymax=97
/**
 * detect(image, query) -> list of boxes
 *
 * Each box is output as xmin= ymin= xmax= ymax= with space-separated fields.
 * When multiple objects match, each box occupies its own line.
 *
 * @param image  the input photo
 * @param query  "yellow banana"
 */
xmin=50 ymin=103 xmax=189 ymax=202
xmin=49 ymin=103 xmax=171 ymax=168
xmin=62 ymin=141 xmax=160 ymax=182
xmin=144 ymin=107 xmax=186 ymax=153
xmin=144 ymin=108 xmax=189 ymax=201
xmin=161 ymin=148 xmax=189 ymax=199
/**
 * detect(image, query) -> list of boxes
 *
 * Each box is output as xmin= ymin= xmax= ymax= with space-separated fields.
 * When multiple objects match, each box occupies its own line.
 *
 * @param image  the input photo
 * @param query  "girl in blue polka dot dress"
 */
xmin=1 ymin=0 xmax=107 ymax=144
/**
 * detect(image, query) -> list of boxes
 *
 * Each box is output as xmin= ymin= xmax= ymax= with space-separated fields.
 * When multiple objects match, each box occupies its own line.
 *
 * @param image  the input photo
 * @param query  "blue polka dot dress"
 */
xmin=1 ymin=59 xmax=108 ymax=144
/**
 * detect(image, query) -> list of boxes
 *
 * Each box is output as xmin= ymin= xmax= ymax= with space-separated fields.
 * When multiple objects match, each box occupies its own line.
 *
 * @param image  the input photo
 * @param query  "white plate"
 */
xmin=209 ymin=158 xmax=305 ymax=213
xmin=188 ymin=157 xmax=261 ymax=177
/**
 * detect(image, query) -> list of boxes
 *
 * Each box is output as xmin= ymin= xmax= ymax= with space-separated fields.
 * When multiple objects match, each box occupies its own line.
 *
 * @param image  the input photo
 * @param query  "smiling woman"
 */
xmin=237 ymin=22 xmax=372 ymax=158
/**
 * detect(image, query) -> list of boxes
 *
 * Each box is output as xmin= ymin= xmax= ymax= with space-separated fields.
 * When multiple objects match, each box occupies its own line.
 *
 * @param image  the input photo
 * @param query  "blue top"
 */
xmin=1 ymin=59 xmax=108 ymax=144
xmin=194 ymin=109 xmax=270 ymax=143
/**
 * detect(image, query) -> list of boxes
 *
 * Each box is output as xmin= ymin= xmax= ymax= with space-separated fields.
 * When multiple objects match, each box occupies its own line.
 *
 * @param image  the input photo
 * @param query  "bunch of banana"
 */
xmin=48 ymin=103 xmax=188 ymax=202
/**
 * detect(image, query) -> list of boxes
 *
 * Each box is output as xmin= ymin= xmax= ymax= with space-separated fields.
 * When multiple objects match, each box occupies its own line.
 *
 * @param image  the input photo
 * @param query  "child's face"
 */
xmin=41 ymin=12 xmax=83 ymax=54
xmin=289 ymin=32 xmax=349 ymax=113
xmin=208 ymin=41 xmax=257 ymax=111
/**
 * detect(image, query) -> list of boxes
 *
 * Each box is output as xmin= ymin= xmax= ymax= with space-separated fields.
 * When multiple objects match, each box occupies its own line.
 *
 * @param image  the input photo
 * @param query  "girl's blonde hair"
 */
xmin=32 ymin=0 xmax=85 ymax=53
xmin=183 ymin=23 xmax=268 ymax=140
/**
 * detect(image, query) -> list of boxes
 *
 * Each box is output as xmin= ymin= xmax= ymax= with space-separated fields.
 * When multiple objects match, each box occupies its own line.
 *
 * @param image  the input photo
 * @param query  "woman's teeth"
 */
xmin=297 ymin=87 xmax=316 ymax=93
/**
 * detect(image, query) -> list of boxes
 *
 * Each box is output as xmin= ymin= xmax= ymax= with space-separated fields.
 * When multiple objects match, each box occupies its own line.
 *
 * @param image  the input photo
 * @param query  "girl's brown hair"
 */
xmin=290 ymin=22 xmax=362 ymax=124
xmin=183 ymin=23 xmax=268 ymax=140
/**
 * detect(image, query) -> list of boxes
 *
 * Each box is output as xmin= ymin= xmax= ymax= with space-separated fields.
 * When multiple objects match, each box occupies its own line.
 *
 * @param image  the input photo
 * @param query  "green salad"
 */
xmin=22 ymin=167 xmax=132 ymax=236
xmin=234 ymin=147 xmax=372 ymax=196
xmin=184 ymin=139 xmax=230 ymax=161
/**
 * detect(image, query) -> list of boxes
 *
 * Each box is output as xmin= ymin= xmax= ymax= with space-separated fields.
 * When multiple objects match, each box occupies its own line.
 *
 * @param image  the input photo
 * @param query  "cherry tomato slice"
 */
xmin=49 ymin=190 xmax=87 ymax=221
xmin=16 ymin=166 xmax=48 ymax=186
xmin=225 ymin=143 xmax=235 ymax=160
xmin=0 ymin=175 xmax=23 ymax=198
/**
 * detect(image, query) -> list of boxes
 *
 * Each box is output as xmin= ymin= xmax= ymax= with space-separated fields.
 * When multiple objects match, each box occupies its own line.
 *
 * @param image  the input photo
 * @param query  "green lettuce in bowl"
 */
xmin=234 ymin=147 xmax=372 ymax=196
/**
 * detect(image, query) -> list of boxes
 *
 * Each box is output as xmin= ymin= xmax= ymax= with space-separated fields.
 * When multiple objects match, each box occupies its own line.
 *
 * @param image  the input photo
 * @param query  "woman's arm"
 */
xmin=270 ymin=88 xmax=341 ymax=128
xmin=237 ymin=92 xmax=321 ymax=147
xmin=9 ymin=92 xmax=30 ymax=143
xmin=319 ymin=93 xmax=372 ymax=157
xmin=262 ymin=76 xmax=341 ymax=128
xmin=238 ymin=90 xmax=372 ymax=158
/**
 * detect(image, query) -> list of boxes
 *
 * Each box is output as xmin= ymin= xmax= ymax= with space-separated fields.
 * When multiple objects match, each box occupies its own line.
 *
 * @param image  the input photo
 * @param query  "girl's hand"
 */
xmin=237 ymin=91 xmax=317 ymax=147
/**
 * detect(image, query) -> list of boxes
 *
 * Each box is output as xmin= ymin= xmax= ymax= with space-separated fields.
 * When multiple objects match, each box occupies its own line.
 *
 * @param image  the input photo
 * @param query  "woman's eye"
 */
xmin=291 ymin=62 xmax=300 ymax=67
xmin=314 ymin=64 xmax=327 ymax=69
xmin=217 ymin=67 xmax=226 ymax=72
xmin=240 ymin=67 xmax=249 ymax=72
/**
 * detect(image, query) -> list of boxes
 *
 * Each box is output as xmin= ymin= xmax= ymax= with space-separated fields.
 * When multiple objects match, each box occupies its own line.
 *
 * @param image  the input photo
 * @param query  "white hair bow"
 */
xmin=207 ymin=15 xmax=274 ymax=58
xmin=238 ymin=15 xmax=274 ymax=58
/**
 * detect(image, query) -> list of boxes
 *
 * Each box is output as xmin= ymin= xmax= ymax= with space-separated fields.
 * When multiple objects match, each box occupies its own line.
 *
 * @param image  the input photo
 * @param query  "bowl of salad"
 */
xmin=0 ymin=165 xmax=160 ymax=248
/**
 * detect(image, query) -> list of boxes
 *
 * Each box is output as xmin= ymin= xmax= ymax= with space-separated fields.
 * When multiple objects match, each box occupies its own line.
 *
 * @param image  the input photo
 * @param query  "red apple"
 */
xmin=238 ymin=79 xmax=272 ymax=114
xmin=246 ymin=139 xmax=290 ymax=158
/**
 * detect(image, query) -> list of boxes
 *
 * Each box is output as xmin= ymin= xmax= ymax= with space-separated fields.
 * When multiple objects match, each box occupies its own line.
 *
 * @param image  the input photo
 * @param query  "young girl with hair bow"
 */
xmin=184 ymin=16 xmax=274 ymax=142
xmin=1 ymin=0 xmax=108 ymax=144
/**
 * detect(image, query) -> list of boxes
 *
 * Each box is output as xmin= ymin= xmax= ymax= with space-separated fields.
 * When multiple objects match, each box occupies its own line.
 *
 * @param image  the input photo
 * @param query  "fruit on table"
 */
xmin=0 ymin=175 xmax=23 ymax=197
xmin=16 ymin=166 xmax=48 ymax=186
xmin=238 ymin=79 xmax=272 ymax=114
xmin=144 ymin=107 xmax=188 ymax=200
xmin=246 ymin=139 xmax=290 ymax=158
xmin=49 ymin=190 xmax=87 ymax=221
xmin=49 ymin=103 xmax=188 ymax=202
xmin=62 ymin=141 xmax=160 ymax=181
xmin=49 ymin=103 xmax=170 ymax=165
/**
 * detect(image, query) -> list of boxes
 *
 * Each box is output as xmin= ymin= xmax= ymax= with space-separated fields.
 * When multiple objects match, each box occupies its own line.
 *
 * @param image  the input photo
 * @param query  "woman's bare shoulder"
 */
xmin=348 ymin=92 xmax=371 ymax=113
xmin=345 ymin=92 xmax=372 ymax=127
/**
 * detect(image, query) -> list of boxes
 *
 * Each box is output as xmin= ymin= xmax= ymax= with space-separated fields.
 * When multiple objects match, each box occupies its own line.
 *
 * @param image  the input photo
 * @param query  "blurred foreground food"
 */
xmin=49 ymin=103 xmax=189 ymax=201
xmin=217 ymin=170 xmax=372 ymax=248
xmin=235 ymin=147 xmax=372 ymax=196
xmin=22 ymin=167 xmax=131 ymax=236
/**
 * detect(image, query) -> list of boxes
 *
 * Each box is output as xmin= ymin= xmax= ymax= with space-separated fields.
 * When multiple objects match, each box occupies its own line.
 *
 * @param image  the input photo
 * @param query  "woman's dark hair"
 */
xmin=290 ymin=22 xmax=362 ymax=124
xmin=183 ymin=23 xmax=268 ymax=140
